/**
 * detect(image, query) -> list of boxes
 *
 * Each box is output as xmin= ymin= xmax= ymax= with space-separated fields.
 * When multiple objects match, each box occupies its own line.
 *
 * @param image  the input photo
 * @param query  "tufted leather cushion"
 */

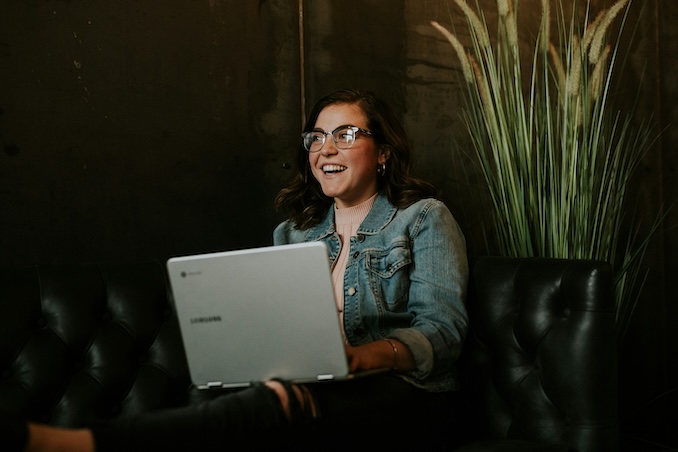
xmin=456 ymin=257 xmax=619 ymax=452
xmin=0 ymin=262 xmax=195 ymax=427
xmin=0 ymin=257 xmax=619 ymax=451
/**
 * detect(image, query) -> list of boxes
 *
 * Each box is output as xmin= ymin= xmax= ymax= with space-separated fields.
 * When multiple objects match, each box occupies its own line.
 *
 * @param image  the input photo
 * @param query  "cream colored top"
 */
xmin=332 ymin=193 xmax=378 ymax=333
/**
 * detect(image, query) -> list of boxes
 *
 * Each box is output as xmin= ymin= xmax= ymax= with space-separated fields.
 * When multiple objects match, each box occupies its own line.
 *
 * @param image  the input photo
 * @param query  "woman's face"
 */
xmin=308 ymin=103 xmax=388 ymax=209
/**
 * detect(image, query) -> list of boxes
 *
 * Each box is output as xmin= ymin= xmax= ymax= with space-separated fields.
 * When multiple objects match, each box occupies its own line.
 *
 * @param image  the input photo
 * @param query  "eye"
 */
xmin=336 ymin=129 xmax=354 ymax=142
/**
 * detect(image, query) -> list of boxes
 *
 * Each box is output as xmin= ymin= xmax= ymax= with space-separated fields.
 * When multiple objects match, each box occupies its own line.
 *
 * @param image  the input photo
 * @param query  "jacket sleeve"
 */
xmin=390 ymin=199 xmax=469 ymax=381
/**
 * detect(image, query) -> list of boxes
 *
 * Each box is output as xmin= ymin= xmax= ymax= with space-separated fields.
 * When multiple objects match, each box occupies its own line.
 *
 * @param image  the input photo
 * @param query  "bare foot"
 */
xmin=263 ymin=380 xmax=315 ymax=420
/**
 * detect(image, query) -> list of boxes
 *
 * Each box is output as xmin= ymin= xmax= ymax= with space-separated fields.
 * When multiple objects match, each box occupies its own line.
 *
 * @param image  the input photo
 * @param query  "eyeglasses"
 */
xmin=301 ymin=125 xmax=373 ymax=152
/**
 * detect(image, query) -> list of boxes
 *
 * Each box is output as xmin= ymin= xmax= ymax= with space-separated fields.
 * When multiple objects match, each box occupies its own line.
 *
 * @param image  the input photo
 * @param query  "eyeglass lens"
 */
xmin=304 ymin=127 xmax=357 ymax=152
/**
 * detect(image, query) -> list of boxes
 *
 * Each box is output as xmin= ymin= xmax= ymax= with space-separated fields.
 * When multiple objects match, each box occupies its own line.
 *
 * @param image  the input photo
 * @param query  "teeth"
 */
xmin=323 ymin=165 xmax=347 ymax=173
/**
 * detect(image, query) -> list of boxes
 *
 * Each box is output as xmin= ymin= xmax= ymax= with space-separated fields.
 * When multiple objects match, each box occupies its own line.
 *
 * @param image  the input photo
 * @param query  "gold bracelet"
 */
xmin=382 ymin=338 xmax=398 ymax=371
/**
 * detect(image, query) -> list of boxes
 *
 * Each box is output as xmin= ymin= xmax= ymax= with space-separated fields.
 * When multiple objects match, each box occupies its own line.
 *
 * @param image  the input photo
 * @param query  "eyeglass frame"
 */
xmin=301 ymin=125 xmax=374 ymax=152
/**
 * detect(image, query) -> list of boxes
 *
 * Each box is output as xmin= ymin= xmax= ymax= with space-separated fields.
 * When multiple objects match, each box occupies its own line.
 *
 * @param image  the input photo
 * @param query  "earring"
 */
xmin=377 ymin=163 xmax=386 ymax=175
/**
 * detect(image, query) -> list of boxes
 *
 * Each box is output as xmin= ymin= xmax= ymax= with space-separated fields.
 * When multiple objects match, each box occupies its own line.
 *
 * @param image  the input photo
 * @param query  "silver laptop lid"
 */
xmin=167 ymin=242 xmax=349 ymax=389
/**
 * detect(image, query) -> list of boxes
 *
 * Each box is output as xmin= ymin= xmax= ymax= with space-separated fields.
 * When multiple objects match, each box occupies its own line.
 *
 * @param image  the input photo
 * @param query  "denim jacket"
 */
xmin=273 ymin=192 xmax=469 ymax=392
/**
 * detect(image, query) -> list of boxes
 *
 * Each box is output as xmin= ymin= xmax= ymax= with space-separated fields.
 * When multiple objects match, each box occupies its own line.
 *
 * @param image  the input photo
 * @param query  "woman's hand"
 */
xmin=345 ymin=339 xmax=415 ymax=373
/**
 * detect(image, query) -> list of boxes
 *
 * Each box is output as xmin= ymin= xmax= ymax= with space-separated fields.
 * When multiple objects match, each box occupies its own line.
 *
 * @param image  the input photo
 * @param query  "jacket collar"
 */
xmin=305 ymin=192 xmax=397 ymax=241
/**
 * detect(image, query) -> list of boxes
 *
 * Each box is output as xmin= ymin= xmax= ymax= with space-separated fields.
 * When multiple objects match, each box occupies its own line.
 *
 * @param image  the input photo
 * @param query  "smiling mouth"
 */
xmin=322 ymin=164 xmax=347 ymax=174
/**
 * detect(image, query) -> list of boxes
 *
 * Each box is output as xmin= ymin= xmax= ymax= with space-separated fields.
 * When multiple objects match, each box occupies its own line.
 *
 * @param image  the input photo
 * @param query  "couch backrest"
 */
xmin=0 ymin=261 xmax=194 ymax=427
xmin=461 ymin=257 xmax=619 ymax=451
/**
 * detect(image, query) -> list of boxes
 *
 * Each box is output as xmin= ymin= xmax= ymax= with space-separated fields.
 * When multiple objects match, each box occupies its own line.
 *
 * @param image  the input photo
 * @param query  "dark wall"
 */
xmin=1 ymin=0 xmax=676 ymax=449
xmin=618 ymin=2 xmax=678 ymax=450
xmin=0 ymin=0 xmax=301 ymax=264
xmin=0 ymin=0 xmax=479 ymax=265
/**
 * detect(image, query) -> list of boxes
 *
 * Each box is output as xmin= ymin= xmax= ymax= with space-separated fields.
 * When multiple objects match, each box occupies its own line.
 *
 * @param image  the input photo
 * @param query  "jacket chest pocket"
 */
xmin=365 ymin=245 xmax=412 ymax=309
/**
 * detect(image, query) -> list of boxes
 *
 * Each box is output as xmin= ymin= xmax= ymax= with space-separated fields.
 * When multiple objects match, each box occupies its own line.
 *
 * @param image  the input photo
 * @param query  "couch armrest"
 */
xmin=0 ymin=261 xmax=193 ymax=427
xmin=458 ymin=257 xmax=619 ymax=452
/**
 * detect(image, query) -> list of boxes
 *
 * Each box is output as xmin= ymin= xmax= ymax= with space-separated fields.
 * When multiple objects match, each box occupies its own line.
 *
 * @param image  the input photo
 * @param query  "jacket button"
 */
xmin=357 ymin=234 xmax=365 ymax=242
xmin=347 ymin=287 xmax=356 ymax=296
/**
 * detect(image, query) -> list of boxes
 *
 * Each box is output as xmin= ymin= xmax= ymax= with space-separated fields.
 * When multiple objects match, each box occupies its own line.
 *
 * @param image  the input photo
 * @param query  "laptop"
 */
xmin=167 ymin=242 xmax=375 ymax=389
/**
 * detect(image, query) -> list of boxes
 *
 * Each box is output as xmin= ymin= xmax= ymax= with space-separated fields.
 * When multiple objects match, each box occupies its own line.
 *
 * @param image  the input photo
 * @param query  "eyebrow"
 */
xmin=311 ymin=124 xmax=363 ymax=133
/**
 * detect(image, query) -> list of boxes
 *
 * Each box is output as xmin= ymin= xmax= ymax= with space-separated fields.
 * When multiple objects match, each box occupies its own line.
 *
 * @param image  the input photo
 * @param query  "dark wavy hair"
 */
xmin=274 ymin=89 xmax=436 ymax=230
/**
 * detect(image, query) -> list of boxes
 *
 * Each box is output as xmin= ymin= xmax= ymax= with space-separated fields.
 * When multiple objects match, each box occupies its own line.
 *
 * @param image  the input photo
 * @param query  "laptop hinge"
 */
xmin=316 ymin=374 xmax=334 ymax=381
xmin=206 ymin=381 xmax=223 ymax=389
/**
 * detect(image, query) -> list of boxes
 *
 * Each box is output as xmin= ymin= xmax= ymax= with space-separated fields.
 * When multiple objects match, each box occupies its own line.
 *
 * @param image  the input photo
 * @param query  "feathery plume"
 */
xmin=590 ymin=44 xmax=612 ymax=100
xmin=497 ymin=0 xmax=509 ymax=17
xmin=581 ymin=10 xmax=605 ymax=56
xmin=431 ymin=21 xmax=475 ymax=83
xmin=505 ymin=9 xmax=519 ymax=49
xmin=567 ymin=35 xmax=582 ymax=97
xmin=453 ymin=0 xmax=490 ymax=49
xmin=469 ymin=54 xmax=496 ymax=127
xmin=589 ymin=0 xmax=629 ymax=64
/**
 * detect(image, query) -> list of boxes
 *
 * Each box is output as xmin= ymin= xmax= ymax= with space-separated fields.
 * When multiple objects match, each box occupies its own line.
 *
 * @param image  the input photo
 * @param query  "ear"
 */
xmin=378 ymin=146 xmax=391 ymax=164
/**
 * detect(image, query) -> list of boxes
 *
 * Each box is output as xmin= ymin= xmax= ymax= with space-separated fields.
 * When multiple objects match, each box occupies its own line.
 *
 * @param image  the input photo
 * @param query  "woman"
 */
xmin=13 ymin=89 xmax=468 ymax=451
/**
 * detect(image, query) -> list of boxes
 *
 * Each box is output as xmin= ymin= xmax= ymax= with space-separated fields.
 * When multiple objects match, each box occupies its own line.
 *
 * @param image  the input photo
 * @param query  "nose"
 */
xmin=319 ymin=135 xmax=339 ymax=156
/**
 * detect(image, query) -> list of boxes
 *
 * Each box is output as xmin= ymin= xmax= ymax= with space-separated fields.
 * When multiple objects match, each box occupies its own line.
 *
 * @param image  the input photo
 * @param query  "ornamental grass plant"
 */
xmin=432 ymin=0 xmax=658 ymax=339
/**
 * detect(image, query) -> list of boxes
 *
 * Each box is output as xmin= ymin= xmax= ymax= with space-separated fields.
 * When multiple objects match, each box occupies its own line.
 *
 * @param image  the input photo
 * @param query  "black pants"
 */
xmin=90 ymin=375 xmax=457 ymax=451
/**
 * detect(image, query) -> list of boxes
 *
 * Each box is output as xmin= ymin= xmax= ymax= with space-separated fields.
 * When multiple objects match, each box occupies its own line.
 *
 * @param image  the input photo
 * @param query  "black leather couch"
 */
xmin=456 ymin=257 xmax=619 ymax=452
xmin=0 ymin=257 xmax=618 ymax=451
